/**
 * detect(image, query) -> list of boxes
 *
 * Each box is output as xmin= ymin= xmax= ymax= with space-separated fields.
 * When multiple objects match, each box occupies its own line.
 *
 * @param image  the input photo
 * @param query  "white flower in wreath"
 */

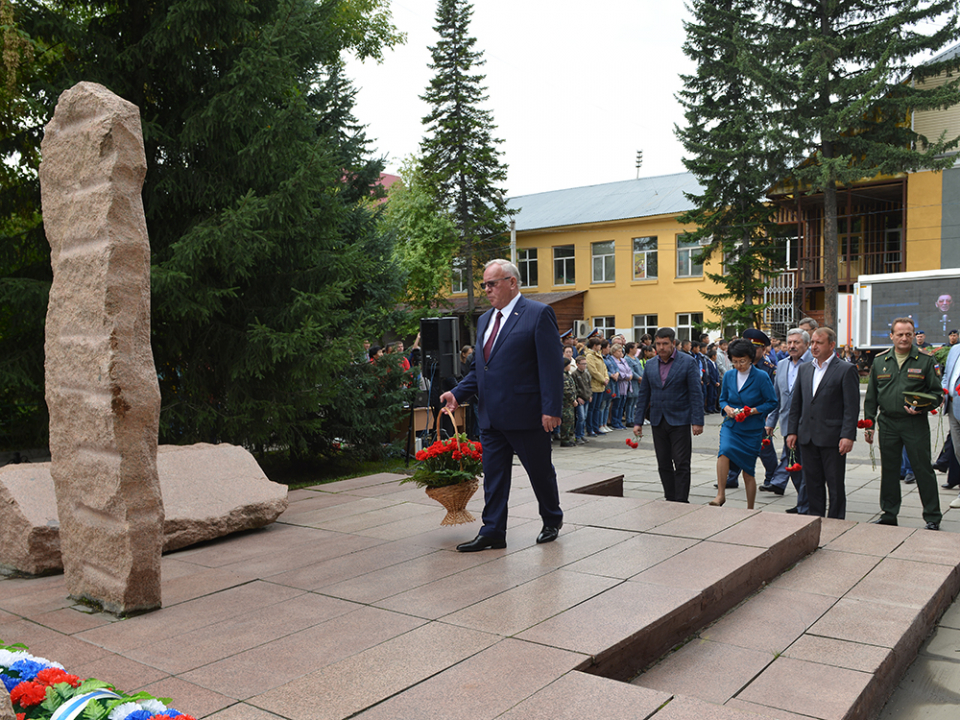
xmin=108 ymin=702 xmax=142 ymax=720
xmin=141 ymin=699 xmax=168 ymax=714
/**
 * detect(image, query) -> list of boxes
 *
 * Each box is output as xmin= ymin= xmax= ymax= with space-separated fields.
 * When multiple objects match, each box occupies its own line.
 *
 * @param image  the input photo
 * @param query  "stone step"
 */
xmin=630 ymin=519 xmax=960 ymax=719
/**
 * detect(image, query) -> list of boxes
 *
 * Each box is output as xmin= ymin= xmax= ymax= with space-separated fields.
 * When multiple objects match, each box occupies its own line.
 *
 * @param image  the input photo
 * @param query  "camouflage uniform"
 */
xmin=561 ymin=372 xmax=577 ymax=446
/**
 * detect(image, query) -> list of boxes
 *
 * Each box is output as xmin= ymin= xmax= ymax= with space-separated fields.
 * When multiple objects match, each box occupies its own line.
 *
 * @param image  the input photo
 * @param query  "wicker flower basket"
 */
xmin=417 ymin=409 xmax=481 ymax=525
xmin=425 ymin=478 xmax=480 ymax=525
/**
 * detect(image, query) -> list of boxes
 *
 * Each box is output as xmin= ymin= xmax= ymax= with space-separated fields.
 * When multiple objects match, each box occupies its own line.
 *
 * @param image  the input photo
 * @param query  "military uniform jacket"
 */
xmin=864 ymin=344 xmax=942 ymax=423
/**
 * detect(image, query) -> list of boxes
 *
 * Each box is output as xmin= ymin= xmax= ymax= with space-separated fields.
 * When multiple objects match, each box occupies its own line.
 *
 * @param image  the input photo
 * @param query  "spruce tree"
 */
xmin=763 ymin=0 xmax=960 ymax=328
xmin=0 ymin=0 xmax=407 ymax=458
xmin=676 ymin=0 xmax=789 ymax=333
xmin=420 ymin=0 xmax=512 ymax=342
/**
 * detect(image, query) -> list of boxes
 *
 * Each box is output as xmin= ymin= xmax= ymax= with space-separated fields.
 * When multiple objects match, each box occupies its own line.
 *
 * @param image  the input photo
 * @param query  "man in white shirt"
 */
xmin=760 ymin=328 xmax=813 ymax=513
xmin=786 ymin=327 xmax=860 ymax=518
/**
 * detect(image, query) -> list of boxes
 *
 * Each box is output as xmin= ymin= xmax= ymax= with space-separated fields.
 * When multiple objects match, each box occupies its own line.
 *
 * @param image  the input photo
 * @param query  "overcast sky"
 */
xmin=345 ymin=0 xmax=696 ymax=198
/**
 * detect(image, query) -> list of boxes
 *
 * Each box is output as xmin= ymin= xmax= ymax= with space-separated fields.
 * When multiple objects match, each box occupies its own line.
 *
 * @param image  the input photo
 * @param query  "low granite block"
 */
xmin=0 ymin=443 xmax=288 ymax=574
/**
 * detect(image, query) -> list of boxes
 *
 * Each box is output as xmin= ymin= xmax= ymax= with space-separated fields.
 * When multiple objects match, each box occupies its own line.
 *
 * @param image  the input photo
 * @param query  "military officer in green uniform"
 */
xmin=863 ymin=317 xmax=943 ymax=530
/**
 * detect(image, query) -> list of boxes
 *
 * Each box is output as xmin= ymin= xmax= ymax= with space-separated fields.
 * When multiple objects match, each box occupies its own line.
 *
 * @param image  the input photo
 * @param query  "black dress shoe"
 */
xmin=785 ymin=506 xmax=799 ymax=514
xmin=760 ymin=484 xmax=785 ymax=496
xmin=457 ymin=534 xmax=507 ymax=552
xmin=870 ymin=517 xmax=898 ymax=526
xmin=925 ymin=521 xmax=941 ymax=531
xmin=942 ymin=482 xmax=958 ymax=489
xmin=536 ymin=521 xmax=563 ymax=544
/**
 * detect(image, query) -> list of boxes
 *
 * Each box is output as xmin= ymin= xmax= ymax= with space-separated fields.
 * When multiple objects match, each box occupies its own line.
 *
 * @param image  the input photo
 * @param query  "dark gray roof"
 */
xmin=925 ymin=40 xmax=960 ymax=66
xmin=507 ymin=172 xmax=703 ymax=232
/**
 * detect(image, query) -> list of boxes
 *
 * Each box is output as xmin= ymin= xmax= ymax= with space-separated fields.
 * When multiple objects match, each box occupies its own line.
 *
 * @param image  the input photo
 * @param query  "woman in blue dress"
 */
xmin=710 ymin=339 xmax=778 ymax=509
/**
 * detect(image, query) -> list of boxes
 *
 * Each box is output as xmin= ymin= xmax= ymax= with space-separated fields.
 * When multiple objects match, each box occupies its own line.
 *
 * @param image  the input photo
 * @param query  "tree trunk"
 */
xmin=822 ymin=174 xmax=839 ymax=330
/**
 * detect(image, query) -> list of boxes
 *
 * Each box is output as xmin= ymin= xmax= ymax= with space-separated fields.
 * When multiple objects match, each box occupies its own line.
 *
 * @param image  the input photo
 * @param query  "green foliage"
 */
xmin=381 ymin=155 xmax=458 ymax=320
xmin=677 ymin=0 xmax=789 ymax=333
xmin=419 ymin=0 xmax=512 ymax=339
xmin=403 ymin=430 xmax=482 ymax=487
xmin=0 ymin=1 xmax=408 ymax=458
xmin=761 ymin=0 xmax=960 ymax=326
xmin=313 ymin=353 xmax=417 ymax=462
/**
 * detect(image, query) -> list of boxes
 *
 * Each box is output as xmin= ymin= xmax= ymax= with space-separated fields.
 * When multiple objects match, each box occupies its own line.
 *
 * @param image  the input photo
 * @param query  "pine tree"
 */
xmin=0 ymin=0 xmax=407 ymax=458
xmin=420 ymin=0 xmax=512 ymax=343
xmin=676 ymin=0 xmax=790 ymax=333
xmin=764 ymin=0 xmax=960 ymax=328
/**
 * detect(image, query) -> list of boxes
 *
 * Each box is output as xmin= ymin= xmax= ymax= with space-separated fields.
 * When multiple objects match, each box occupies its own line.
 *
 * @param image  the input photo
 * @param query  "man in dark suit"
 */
xmin=440 ymin=259 xmax=564 ymax=552
xmin=785 ymin=327 xmax=859 ymax=519
xmin=632 ymin=327 xmax=704 ymax=502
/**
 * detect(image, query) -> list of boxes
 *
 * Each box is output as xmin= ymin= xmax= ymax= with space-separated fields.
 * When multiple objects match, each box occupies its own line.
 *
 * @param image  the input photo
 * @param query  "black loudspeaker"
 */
xmin=420 ymin=317 xmax=460 ymax=378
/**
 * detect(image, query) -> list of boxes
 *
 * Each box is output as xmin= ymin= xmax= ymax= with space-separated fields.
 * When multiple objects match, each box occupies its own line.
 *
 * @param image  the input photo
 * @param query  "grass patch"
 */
xmin=259 ymin=453 xmax=412 ymax=490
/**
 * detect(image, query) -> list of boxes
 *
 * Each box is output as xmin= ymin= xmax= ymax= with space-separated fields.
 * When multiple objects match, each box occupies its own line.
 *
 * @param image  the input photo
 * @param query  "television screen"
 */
xmin=869 ymin=277 xmax=960 ymax=346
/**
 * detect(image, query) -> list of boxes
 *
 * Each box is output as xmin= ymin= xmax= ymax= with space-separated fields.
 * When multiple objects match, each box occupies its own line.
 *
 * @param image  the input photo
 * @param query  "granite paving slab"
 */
xmin=736 ymin=656 xmax=874 ymax=720
xmin=496 ymin=670 xmax=671 ymax=720
xmin=349 ymin=639 xmax=588 ymax=720
xmin=250 ymin=622 xmax=499 ymax=720
xmin=638 ymin=638 xmax=775 ymax=705
xmin=2 ymin=465 xmax=958 ymax=720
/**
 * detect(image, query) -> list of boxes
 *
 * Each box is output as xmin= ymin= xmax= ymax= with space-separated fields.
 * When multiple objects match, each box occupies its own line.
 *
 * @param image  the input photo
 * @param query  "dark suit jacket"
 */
xmin=452 ymin=295 xmax=563 ymax=430
xmin=786 ymin=357 xmax=860 ymax=446
xmin=634 ymin=350 xmax=705 ymax=427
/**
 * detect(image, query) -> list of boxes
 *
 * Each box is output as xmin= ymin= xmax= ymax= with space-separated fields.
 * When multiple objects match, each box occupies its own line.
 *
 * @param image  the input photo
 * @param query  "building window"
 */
xmin=633 ymin=314 xmax=658 ymax=341
xmin=676 ymin=313 xmax=703 ymax=342
xmin=451 ymin=257 xmax=467 ymax=294
xmin=633 ymin=237 xmax=658 ymax=280
xmin=517 ymin=248 xmax=538 ymax=288
xmin=593 ymin=316 xmax=616 ymax=338
xmin=676 ymin=235 xmax=704 ymax=278
xmin=592 ymin=240 xmax=616 ymax=283
xmin=554 ymin=245 xmax=575 ymax=286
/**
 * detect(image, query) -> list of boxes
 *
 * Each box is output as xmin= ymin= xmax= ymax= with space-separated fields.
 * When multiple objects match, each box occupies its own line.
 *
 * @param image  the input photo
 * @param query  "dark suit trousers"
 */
xmin=800 ymin=442 xmax=846 ymax=519
xmin=651 ymin=420 xmax=692 ymax=502
xmin=479 ymin=426 xmax=563 ymax=539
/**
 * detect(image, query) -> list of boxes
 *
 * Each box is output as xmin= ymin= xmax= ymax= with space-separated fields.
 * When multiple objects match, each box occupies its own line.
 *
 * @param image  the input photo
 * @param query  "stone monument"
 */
xmin=39 ymin=82 xmax=163 ymax=615
xmin=1 ymin=687 xmax=13 ymax=720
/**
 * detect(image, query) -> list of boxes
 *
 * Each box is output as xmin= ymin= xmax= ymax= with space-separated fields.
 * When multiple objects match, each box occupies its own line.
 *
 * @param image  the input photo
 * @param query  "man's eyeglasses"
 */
xmin=479 ymin=277 xmax=511 ymax=290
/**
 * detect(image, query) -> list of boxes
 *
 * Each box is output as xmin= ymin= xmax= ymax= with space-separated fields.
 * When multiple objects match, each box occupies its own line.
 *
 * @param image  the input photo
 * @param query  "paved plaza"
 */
xmin=0 ymin=408 xmax=959 ymax=719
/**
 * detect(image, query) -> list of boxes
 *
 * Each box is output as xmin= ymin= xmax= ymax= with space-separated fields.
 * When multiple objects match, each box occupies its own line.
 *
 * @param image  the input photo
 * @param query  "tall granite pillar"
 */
xmin=39 ymin=82 xmax=163 ymax=615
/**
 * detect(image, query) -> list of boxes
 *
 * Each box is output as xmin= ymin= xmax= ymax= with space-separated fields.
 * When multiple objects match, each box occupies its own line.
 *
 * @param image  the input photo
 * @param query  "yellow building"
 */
xmin=447 ymin=173 xmax=728 ymax=342
xmin=447 ymin=43 xmax=959 ymax=343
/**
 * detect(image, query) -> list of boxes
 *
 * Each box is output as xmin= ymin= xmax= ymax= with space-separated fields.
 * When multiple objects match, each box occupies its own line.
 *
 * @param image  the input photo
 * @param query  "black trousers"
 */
xmin=800 ymin=442 xmax=846 ymax=519
xmin=651 ymin=419 xmax=692 ymax=503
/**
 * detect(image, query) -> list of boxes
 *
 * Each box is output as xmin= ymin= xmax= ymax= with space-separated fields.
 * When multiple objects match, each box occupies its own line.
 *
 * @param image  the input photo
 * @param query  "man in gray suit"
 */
xmin=786 ymin=327 xmax=860 ymax=519
xmin=633 ymin=327 xmax=704 ymax=503
xmin=760 ymin=328 xmax=813 ymax=514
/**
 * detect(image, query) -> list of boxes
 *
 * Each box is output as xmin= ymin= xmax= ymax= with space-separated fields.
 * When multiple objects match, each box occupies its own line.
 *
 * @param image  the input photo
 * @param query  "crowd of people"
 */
xmin=364 ymin=294 xmax=960 ymax=535
xmin=374 ymin=257 xmax=960 ymax=555
xmin=553 ymin=316 xmax=958 ymax=530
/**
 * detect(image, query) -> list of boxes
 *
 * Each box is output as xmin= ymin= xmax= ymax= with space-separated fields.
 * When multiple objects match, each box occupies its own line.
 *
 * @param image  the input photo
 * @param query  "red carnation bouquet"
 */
xmin=785 ymin=446 xmax=802 ymax=473
xmin=729 ymin=406 xmax=753 ymax=422
xmin=404 ymin=432 xmax=483 ymax=488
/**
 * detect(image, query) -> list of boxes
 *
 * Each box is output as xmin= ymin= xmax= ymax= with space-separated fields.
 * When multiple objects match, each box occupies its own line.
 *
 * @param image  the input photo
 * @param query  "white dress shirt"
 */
xmin=811 ymin=353 xmax=835 ymax=396
xmin=482 ymin=292 xmax=521 ymax=350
